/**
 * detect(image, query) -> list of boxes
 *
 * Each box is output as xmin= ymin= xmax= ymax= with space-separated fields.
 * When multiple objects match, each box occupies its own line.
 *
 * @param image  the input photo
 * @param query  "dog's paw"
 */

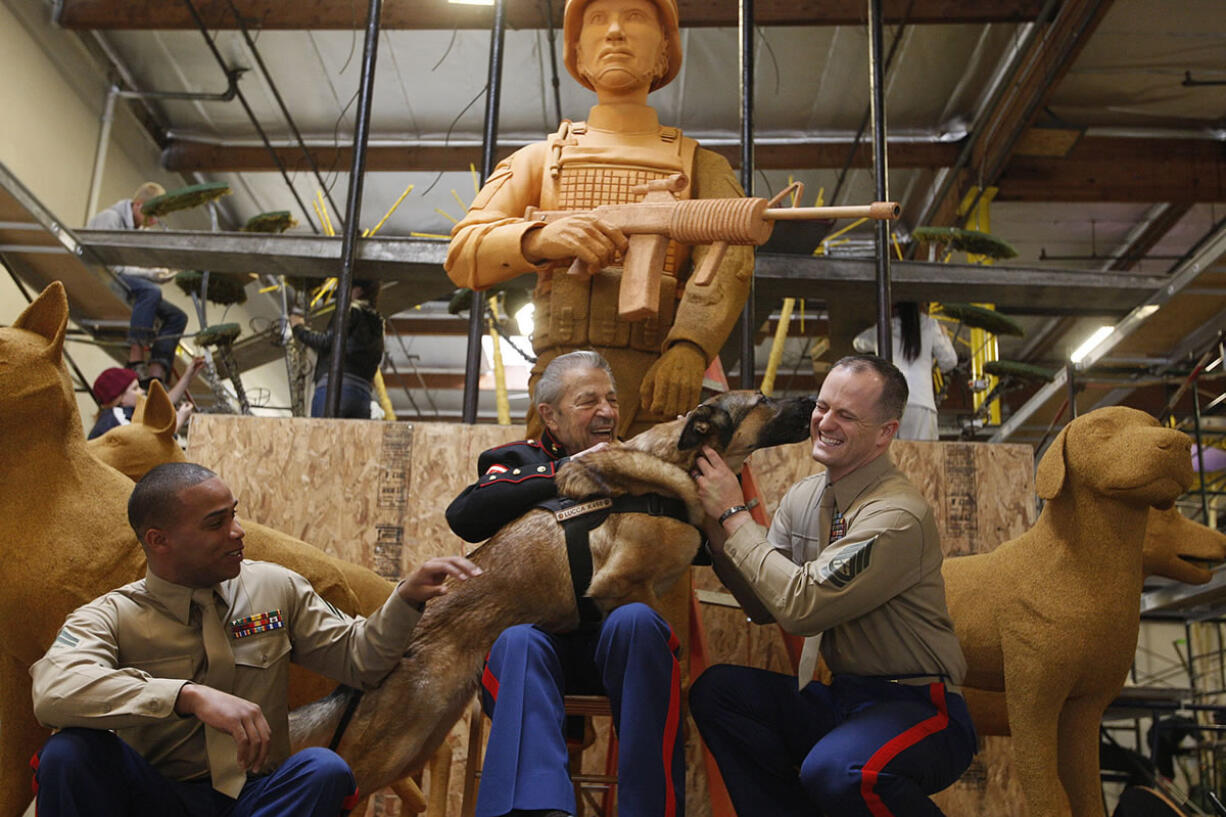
xmin=557 ymin=453 xmax=618 ymax=498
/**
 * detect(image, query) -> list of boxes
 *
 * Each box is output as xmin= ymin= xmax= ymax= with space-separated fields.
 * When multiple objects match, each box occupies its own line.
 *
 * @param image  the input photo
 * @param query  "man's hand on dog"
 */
xmin=693 ymin=446 xmax=753 ymax=546
xmin=398 ymin=556 xmax=484 ymax=606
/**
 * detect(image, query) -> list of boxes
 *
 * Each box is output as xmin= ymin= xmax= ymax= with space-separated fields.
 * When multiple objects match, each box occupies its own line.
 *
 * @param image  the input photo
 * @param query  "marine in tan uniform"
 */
xmin=30 ymin=462 xmax=480 ymax=817
xmin=687 ymin=355 xmax=977 ymax=817
xmin=445 ymin=0 xmax=752 ymax=437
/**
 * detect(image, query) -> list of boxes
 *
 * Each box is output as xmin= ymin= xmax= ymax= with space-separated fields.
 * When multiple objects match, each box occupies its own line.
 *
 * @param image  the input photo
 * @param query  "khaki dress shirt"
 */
xmin=713 ymin=453 xmax=966 ymax=687
xmin=31 ymin=560 xmax=419 ymax=783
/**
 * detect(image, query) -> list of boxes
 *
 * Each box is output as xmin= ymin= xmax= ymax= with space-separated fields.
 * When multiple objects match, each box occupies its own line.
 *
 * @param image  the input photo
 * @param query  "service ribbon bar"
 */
xmin=230 ymin=609 xmax=285 ymax=639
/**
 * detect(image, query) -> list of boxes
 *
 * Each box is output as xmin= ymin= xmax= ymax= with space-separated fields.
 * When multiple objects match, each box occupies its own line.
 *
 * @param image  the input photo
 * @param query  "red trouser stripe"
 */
xmin=482 ymin=662 xmax=500 ymax=701
xmin=29 ymin=751 xmax=39 ymax=816
xmin=660 ymin=626 xmax=682 ymax=817
xmin=342 ymin=786 xmax=361 ymax=810
xmin=859 ymin=683 xmax=950 ymax=817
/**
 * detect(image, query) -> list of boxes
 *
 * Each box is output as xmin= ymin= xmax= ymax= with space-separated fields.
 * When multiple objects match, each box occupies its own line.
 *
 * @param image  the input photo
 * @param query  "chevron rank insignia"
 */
xmin=819 ymin=537 xmax=876 ymax=588
xmin=230 ymin=609 xmax=284 ymax=639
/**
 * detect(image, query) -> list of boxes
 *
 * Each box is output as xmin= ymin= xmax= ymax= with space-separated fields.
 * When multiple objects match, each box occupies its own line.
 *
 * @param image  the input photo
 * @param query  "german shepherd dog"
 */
xmin=290 ymin=391 xmax=815 ymax=803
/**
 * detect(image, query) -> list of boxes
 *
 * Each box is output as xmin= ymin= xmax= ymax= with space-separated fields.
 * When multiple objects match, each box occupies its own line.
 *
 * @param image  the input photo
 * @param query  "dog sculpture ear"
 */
xmin=12 ymin=281 xmax=68 ymax=362
xmin=134 ymin=380 xmax=178 ymax=439
xmin=1035 ymin=423 xmax=1070 ymax=500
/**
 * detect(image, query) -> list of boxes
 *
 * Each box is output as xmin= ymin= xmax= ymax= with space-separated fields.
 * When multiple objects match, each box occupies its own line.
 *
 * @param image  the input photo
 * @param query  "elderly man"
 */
xmin=689 ymin=355 xmax=977 ymax=817
xmin=87 ymin=182 xmax=187 ymax=384
xmin=31 ymin=462 xmax=481 ymax=817
xmin=446 ymin=0 xmax=752 ymax=438
xmin=446 ymin=350 xmax=684 ymax=817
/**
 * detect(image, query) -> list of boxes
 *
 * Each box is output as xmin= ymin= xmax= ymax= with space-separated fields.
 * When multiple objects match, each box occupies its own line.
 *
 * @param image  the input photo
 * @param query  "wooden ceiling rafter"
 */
xmin=56 ymin=0 xmax=1047 ymax=30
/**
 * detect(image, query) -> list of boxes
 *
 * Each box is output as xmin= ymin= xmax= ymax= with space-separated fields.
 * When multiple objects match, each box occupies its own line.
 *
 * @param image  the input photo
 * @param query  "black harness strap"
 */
xmin=538 ymin=493 xmax=695 ymax=624
xmin=328 ymin=686 xmax=365 ymax=752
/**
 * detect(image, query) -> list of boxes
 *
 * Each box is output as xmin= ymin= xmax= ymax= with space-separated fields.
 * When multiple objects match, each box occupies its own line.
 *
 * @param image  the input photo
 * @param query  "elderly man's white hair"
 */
xmin=534 ymin=350 xmax=617 ymax=408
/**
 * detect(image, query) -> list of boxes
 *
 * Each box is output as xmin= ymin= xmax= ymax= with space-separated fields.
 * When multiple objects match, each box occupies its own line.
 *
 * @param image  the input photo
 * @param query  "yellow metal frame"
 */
xmin=958 ymin=186 xmax=1001 ymax=425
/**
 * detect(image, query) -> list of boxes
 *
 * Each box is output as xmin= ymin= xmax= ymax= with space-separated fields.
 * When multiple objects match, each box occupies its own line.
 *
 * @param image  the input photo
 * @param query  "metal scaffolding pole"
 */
xmin=738 ymin=0 xmax=756 ymax=389
xmin=324 ymin=0 xmax=383 ymax=417
xmin=867 ymin=0 xmax=893 ymax=361
xmin=463 ymin=0 xmax=508 ymax=424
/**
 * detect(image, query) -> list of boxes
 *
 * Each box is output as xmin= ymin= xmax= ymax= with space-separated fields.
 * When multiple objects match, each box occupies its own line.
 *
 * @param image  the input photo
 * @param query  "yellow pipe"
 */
xmin=487 ymin=298 xmax=511 ymax=424
xmin=959 ymin=186 xmax=1001 ymax=425
xmin=368 ymin=184 xmax=414 ymax=237
xmin=372 ymin=369 xmax=397 ymax=421
xmin=761 ymin=298 xmax=795 ymax=396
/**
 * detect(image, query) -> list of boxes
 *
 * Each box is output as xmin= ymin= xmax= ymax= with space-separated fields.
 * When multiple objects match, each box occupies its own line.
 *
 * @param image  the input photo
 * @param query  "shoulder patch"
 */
xmin=818 ymin=537 xmax=877 ymax=588
xmin=52 ymin=628 xmax=80 ymax=649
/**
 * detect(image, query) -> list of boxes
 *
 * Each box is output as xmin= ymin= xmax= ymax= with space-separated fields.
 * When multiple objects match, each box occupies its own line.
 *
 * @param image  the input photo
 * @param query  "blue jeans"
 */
xmin=310 ymin=376 xmax=373 ymax=419
xmin=35 ymin=728 xmax=358 ymax=817
xmin=119 ymin=273 xmax=188 ymax=371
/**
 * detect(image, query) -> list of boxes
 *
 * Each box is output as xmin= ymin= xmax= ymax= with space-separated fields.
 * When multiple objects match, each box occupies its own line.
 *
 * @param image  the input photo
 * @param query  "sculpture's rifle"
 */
xmin=525 ymin=174 xmax=900 ymax=320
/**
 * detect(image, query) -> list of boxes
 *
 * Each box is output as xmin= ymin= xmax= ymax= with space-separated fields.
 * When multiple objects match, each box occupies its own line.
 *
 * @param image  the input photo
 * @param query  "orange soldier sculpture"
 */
xmin=446 ymin=0 xmax=753 ymax=437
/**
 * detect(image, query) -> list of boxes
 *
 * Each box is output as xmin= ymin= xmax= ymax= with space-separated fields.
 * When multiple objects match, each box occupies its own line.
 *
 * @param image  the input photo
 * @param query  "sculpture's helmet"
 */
xmin=562 ymin=0 xmax=683 ymax=93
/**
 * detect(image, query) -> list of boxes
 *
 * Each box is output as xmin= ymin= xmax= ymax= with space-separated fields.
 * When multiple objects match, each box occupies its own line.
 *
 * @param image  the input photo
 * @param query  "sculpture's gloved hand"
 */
xmin=641 ymin=342 xmax=706 ymax=419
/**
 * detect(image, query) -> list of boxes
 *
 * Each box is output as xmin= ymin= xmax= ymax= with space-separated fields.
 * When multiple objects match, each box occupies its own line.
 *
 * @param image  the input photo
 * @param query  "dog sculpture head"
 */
xmin=1036 ymin=406 xmax=1193 ymax=510
xmin=676 ymin=391 xmax=816 ymax=471
xmin=1142 ymin=505 xmax=1226 ymax=585
xmin=88 ymin=380 xmax=186 ymax=481
xmin=0 ymin=282 xmax=75 ymax=439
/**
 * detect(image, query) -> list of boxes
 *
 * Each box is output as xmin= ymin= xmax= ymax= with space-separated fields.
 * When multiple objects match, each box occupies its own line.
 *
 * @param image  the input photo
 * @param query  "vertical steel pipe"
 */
xmin=738 ymin=0 xmax=756 ymax=390
xmin=1066 ymin=361 xmax=1079 ymax=420
xmin=463 ymin=0 xmax=508 ymax=423
xmin=1193 ymin=374 xmax=1210 ymax=522
xmin=867 ymin=0 xmax=893 ymax=362
xmin=86 ymin=86 xmax=118 ymax=224
xmin=324 ymin=0 xmax=383 ymax=417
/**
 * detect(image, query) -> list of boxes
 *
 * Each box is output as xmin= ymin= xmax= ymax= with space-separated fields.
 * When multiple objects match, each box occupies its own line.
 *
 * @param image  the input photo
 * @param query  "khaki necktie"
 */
xmin=797 ymin=487 xmax=837 ymax=688
xmin=192 ymin=588 xmax=247 ymax=799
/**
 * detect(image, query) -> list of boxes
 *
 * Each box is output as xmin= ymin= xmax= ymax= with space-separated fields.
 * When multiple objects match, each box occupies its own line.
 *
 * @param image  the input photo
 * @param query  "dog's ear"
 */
xmin=134 ymin=380 xmax=177 ymax=439
xmin=679 ymin=404 xmax=736 ymax=451
xmin=13 ymin=282 xmax=68 ymax=362
xmin=1035 ymin=423 xmax=1070 ymax=499
xmin=679 ymin=405 xmax=715 ymax=450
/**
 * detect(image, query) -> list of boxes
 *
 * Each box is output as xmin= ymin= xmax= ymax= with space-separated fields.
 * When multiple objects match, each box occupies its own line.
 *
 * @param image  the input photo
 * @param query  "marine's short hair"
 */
xmin=831 ymin=354 xmax=909 ymax=422
xmin=128 ymin=462 xmax=218 ymax=543
xmin=132 ymin=182 xmax=166 ymax=204
xmin=534 ymin=350 xmax=616 ymax=408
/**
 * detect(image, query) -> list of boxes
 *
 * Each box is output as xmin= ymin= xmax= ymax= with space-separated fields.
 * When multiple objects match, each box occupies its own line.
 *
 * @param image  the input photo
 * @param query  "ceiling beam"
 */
xmin=56 ymin=0 xmax=1046 ymax=30
xmin=991 ymin=214 xmax=1226 ymax=442
xmin=996 ymin=139 xmax=1226 ymax=203
xmin=922 ymin=0 xmax=1116 ymax=225
xmin=161 ymin=139 xmax=961 ymax=174
xmin=161 ymin=135 xmax=1225 ymax=204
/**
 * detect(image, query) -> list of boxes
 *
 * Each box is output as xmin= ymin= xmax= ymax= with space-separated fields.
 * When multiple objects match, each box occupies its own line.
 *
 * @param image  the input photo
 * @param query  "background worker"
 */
xmin=87 ymin=182 xmax=187 ymax=385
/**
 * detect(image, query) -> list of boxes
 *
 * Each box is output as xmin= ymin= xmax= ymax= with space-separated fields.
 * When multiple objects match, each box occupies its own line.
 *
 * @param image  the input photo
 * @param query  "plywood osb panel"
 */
xmin=188 ymin=418 xmax=1037 ymax=817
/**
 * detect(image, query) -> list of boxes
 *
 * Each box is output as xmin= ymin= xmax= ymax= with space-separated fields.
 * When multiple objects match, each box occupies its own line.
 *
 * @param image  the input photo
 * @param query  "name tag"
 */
xmin=230 ymin=609 xmax=284 ymax=639
xmin=554 ymin=497 xmax=613 ymax=522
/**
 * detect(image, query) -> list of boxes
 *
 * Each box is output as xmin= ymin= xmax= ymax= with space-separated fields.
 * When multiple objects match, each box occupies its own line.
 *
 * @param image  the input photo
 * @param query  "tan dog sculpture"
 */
xmin=289 ymin=391 xmax=815 ymax=808
xmin=953 ymin=504 xmax=1226 ymax=736
xmin=942 ymin=407 xmax=1194 ymax=817
xmin=0 ymin=283 xmax=390 ymax=815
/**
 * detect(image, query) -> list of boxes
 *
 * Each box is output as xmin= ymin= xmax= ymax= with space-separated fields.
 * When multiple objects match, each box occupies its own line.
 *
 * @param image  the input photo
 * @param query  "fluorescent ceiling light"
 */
xmin=1070 ymin=326 xmax=1114 ymax=364
xmin=449 ymin=0 xmax=495 ymax=5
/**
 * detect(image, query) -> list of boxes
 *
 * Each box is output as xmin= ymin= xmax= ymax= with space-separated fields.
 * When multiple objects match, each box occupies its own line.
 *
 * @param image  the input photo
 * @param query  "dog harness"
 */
xmin=537 ymin=494 xmax=694 ymax=624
